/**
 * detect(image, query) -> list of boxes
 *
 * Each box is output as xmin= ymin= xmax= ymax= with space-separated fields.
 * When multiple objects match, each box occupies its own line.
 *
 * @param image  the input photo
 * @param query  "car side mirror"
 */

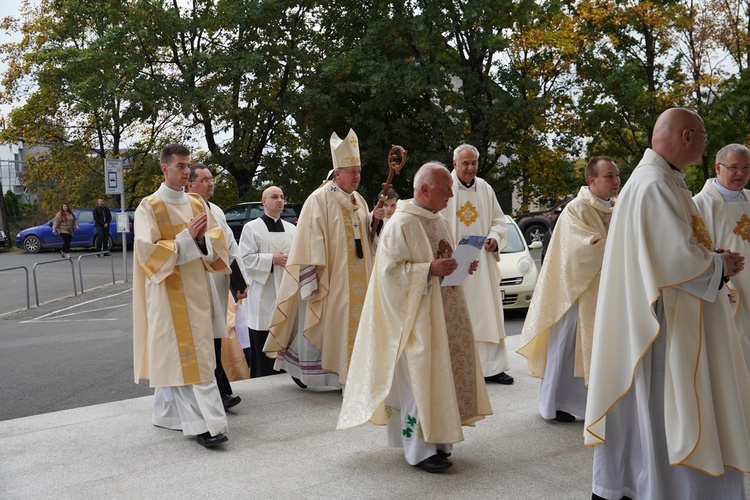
xmin=529 ymin=241 xmax=543 ymax=250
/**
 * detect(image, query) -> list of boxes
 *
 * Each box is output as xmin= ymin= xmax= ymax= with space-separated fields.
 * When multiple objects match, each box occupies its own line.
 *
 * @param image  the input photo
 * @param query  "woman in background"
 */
xmin=52 ymin=203 xmax=79 ymax=258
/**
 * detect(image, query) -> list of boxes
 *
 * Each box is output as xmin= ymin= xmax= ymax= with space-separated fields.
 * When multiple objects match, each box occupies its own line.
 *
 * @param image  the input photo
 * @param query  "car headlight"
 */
xmin=517 ymin=257 xmax=531 ymax=275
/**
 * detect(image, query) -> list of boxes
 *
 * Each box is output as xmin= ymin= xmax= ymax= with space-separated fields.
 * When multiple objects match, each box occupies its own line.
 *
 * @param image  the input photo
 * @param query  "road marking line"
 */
xmin=20 ymin=288 xmax=133 ymax=323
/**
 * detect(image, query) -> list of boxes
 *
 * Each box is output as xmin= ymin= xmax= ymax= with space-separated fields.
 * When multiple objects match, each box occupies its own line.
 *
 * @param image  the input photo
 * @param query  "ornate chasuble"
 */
xmin=266 ymin=181 xmax=373 ymax=386
xmin=694 ymin=179 xmax=750 ymax=368
xmin=584 ymin=149 xmax=750 ymax=475
xmin=338 ymin=201 xmax=491 ymax=443
xmin=440 ymin=170 xmax=507 ymax=344
xmin=517 ymin=186 xmax=613 ymax=385
xmin=422 ymin=214 xmax=481 ymax=422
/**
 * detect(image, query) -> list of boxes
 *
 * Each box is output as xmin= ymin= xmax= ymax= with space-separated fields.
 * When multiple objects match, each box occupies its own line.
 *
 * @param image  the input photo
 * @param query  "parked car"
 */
xmin=0 ymin=228 xmax=7 ymax=248
xmin=498 ymin=215 xmax=542 ymax=310
xmin=223 ymin=201 xmax=302 ymax=241
xmin=515 ymin=196 xmax=573 ymax=244
xmin=16 ymin=208 xmax=134 ymax=254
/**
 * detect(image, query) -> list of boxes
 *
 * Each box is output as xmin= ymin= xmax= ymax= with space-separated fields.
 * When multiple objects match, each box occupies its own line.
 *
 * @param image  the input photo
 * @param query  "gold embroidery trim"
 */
xmin=147 ymin=194 xmax=205 ymax=385
xmin=732 ymin=214 xmax=750 ymax=242
xmin=457 ymin=201 xmax=479 ymax=227
xmin=691 ymin=215 xmax=713 ymax=250
xmin=165 ymin=267 xmax=200 ymax=385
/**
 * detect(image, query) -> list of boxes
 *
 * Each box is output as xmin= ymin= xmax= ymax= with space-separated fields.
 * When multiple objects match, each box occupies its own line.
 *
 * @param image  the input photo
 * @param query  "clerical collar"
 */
xmin=261 ymin=213 xmax=285 ymax=232
xmin=713 ymin=178 xmax=746 ymax=202
xmin=665 ymin=162 xmax=689 ymax=189
xmin=158 ymin=183 xmax=187 ymax=202
xmin=411 ymin=199 xmax=436 ymax=213
xmin=458 ymin=177 xmax=475 ymax=189
xmin=586 ymin=188 xmax=612 ymax=208
xmin=333 ymin=179 xmax=353 ymax=195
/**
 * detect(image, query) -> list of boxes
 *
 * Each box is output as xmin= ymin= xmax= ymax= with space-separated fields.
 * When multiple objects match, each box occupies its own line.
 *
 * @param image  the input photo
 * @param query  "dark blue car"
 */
xmin=16 ymin=208 xmax=134 ymax=254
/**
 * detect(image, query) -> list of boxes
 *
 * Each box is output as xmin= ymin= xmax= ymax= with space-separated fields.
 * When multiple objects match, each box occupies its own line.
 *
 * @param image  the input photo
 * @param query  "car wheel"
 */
xmin=524 ymin=224 xmax=547 ymax=244
xmin=23 ymin=235 xmax=42 ymax=253
xmin=94 ymin=235 xmax=116 ymax=252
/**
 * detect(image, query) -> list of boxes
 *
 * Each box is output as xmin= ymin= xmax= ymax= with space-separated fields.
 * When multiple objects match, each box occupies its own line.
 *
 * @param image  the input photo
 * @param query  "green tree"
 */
xmin=129 ymin=0 xmax=319 ymax=201
xmin=574 ymin=0 xmax=690 ymax=181
xmin=4 ymin=189 xmax=20 ymax=218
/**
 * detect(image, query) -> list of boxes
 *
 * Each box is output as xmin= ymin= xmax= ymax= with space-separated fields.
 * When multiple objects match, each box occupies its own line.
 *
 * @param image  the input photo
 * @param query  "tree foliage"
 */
xmin=0 ymin=0 xmax=748 ymax=214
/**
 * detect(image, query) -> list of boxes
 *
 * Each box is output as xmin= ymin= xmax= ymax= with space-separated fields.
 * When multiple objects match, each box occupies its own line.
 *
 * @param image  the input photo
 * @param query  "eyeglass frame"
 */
xmin=689 ymin=128 xmax=709 ymax=142
xmin=195 ymin=178 xmax=215 ymax=185
xmin=718 ymin=162 xmax=750 ymax=173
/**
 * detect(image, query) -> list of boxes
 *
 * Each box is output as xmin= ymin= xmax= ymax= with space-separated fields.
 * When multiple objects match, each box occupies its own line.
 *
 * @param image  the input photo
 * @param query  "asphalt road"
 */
xmin=0 ymin=249 xmax=132 ymax=314
xmin=0 ymin=249 xmax=538 ymax=422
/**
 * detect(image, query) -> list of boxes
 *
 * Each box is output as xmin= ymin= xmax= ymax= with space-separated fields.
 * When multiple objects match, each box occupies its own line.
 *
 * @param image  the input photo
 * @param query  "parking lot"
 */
xmin=0 ymin=251 xmax=149 ymax=421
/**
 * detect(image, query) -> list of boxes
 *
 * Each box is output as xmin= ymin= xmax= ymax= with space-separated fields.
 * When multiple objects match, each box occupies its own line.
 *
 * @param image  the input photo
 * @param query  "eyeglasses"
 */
xmin=718 ymin=162 xmax=750 ymax=173
xmin=689 ymin=129 xmax=709 ymax=142
xmin=196 ymin=178 xmax=214 ymax=185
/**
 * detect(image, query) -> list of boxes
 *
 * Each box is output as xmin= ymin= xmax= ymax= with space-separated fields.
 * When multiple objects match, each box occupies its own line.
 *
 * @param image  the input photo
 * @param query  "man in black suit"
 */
xmin=93 ymin=197 xmax=112 ymax=255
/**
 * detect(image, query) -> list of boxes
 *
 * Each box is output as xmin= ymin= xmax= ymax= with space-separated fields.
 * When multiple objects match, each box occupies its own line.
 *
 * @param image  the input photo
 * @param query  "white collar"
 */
xmin=157 ymin=183 xmax=188 ymax=203
xmin=712 ymin=178 xmax=746 ymax=202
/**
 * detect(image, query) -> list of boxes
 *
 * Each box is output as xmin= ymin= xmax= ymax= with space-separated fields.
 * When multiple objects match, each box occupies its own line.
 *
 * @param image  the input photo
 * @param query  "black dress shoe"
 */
xmin=222 ymin=395 xmax=241 ymax=410
xmin=436 ymin=449 xmax=451 ymax=459
xmin=292 ymin=376 xmax=308 ymax=389
xmin=415 ymin=455 xmax=452 ymax=473
xmin=485 ymin=372 xmax=514 ymax=385
xmin=554 ymin=411 xmax=576 ymax=423
xmin=196 ymin=432 xmax=228 ymax=447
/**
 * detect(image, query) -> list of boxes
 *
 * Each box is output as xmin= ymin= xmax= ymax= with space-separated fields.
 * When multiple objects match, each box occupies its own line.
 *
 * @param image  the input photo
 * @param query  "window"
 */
xmin=77 ymin=211 xmax=94 ymax=223
xmin=224 ymin=206 xmax=248 ymax=222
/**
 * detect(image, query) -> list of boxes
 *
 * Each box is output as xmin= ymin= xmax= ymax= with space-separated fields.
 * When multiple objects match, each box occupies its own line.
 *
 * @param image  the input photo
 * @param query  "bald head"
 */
xmin=651 ymin=108 xmax=707 ymax=170
xmin=261 ymin=185 xmax=285 ymax=218
xmin=413 ymin=162 xmax=453 ymax=211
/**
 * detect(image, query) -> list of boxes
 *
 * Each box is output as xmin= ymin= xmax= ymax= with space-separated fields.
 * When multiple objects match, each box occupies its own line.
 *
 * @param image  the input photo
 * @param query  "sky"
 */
xmin=0 ymin=0 xmax=32 ymax=121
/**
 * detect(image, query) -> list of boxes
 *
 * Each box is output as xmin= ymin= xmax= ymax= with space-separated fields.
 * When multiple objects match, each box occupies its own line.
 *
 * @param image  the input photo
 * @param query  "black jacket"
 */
xmin=93 ymin=206 xmax=112 ymax=227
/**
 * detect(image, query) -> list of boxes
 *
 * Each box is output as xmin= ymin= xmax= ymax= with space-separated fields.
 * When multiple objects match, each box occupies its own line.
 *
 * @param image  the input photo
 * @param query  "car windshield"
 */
xmin=501 ymin=223 xmax=526 ymax=254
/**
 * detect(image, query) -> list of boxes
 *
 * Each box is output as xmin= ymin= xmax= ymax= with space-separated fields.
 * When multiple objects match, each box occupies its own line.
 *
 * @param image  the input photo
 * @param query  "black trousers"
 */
xmin=96 ymin=225 xmax=109 ymax=252
xmin=249 ymin=328 xmax=281 ymax=378
xmin=214 ymin=339 xmax=232 ymax=398
xmin=60 ymin=233 xmax=73 ymax=254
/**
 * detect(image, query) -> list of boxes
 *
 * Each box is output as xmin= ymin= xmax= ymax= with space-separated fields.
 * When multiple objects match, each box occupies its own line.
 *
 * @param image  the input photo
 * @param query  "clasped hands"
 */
xmin=188 ymin=213 xmax=208 ymax=240
xmin=718 ymin=248 xmax=745 ymax=280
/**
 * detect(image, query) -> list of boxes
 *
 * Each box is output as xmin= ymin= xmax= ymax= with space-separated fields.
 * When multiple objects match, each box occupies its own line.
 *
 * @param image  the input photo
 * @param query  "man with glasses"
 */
xmin=187 ymin=163 xmax=249 ymax=412
xmin=585 ymin=109 xmax=750 ymax=499
xmin=694 ymin=143 xmax=750 ymax=369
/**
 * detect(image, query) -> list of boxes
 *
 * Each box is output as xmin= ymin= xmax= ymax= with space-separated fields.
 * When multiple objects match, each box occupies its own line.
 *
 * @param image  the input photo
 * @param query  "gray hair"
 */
xmin=413 ymin=162 xmax=449 ymax=189
xmin=453 ymin=144 xmax=480 ymax=161
xmin=716 ymin=143 xmax=750 ymax=165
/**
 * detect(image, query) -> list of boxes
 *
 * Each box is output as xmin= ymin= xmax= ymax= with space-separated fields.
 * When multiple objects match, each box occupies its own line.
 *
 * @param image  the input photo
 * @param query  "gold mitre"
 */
xmin=330 ymin=129 xmax=361 ymax=170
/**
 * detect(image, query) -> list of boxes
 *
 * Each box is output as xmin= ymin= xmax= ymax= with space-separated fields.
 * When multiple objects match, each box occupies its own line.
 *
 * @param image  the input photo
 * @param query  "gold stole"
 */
xmin=148 ymin=193 xmax=205 ymax=385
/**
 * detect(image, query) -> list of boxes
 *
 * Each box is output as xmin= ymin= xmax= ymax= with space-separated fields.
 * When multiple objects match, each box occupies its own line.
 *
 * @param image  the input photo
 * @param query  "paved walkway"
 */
xmin=1 ymin=336 xmax=748 ymax=499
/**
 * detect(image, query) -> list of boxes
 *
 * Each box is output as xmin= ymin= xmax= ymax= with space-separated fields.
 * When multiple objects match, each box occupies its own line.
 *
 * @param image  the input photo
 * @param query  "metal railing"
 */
xmin=32 ymin=258 xmax=77 ymax=307
xmin=0 ymin=265 xmax=31 ymax=309
xmin=77 ymin=252 xmax=116 ymax=293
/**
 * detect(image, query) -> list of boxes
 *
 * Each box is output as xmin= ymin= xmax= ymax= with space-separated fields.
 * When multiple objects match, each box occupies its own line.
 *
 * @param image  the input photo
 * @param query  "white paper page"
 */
xmin=441 ymin=235 xmax=486 ymax=287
